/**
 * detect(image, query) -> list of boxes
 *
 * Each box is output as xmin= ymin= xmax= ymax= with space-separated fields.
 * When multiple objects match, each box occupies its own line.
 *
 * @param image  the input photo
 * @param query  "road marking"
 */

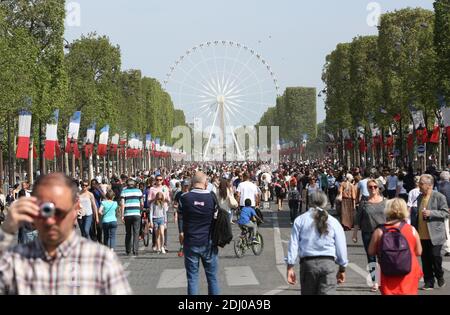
xmin=348 ymin=262 xmax=369 ymax=279
xmin=224 ymin=266 xmax=259 ymax=286
xmin=442 ymin=262 xmax=450 ymax=272
xmin=157 ymin=269 xmax=187 ymax=289
xmin=272 ymin=211 xmax=289 ymax=286
xmin=263 ymin=285 xmax=290 ymax=295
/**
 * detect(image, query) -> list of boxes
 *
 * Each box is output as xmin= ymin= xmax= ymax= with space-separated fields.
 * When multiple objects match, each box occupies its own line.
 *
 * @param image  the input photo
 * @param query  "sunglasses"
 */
xmin=368 ymin=185 xmax=378 ymax=189
xmin=156 ymin=179 xmax=163 ymax=181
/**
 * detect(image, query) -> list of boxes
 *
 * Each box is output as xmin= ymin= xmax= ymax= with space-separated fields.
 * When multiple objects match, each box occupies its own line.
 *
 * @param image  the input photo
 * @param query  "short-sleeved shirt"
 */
xmin=238 ymin=206 xmax=257 ymax=225
xmin=101 ymin=200 xmax=118 ymax=223
xmin=121 ymin=188 xmax=143 ymax=217
xmin=148 ymin=186 xmax=171 ymax=209
xmin=237 ymin=181 xmax=259 ymax=207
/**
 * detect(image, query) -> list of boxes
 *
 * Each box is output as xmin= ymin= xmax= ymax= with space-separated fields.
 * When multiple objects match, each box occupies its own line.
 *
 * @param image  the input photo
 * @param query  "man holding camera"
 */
xmin=0 ymin=173 xmax=131 ymax=295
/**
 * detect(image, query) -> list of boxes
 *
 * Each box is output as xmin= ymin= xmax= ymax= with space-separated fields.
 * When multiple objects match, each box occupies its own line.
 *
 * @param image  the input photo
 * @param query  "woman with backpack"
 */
xmin=368 ymin=198 xmax=423 ymax=295
xmin=352 ymin=179 xmax=386 ymax=292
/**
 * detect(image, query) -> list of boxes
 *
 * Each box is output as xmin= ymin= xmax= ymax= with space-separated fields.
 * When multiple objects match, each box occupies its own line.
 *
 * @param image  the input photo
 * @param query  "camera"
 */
xmin=40 ymin=202 xmax=56 ymax=218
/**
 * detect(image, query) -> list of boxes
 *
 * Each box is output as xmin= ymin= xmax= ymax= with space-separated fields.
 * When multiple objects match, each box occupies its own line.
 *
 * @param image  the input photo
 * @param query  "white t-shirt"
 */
xmin=397 ymin=180 xmax=407 ymax=195
xmin=407 ymin=188 xmax=421 ymax=208
xmin=237 ymin=181 xmax=259 ymax=207
xmin=387 ymin=175 xmax=398 ymax=190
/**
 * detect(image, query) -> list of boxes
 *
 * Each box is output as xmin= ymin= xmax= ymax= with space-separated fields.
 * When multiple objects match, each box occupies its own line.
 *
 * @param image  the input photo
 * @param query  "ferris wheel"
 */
xmin=164 ymin=40 xmax=280 ymax=160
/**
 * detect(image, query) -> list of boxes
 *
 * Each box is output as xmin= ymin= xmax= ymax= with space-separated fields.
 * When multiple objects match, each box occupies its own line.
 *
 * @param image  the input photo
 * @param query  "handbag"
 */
xmin=228 ymin=189 xmax=239 ymax=209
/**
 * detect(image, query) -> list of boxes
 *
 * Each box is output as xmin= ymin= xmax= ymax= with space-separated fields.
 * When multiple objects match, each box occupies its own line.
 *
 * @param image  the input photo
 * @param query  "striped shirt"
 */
xmin=121 ymin=187 xmax=143 ymax=217
xmin=0 ymin=229 xmax=132 ymax=295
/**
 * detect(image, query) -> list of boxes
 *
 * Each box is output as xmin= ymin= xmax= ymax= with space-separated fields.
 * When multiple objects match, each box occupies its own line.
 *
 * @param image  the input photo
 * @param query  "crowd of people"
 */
xmin=0 ymin=159 xmax=449 ymax=295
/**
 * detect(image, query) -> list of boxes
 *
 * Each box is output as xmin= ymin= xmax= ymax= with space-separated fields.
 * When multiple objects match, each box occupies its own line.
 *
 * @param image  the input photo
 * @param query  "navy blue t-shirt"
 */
xmin=179 ymin=189 xmax=216 ymax=247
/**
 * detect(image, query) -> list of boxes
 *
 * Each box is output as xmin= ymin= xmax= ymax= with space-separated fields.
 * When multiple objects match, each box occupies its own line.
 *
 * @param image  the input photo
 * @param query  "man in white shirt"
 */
xmin=236 ymin=172 xmax=260 ymax=208
xmin=386 ymin=169 xmax=398 ymax=199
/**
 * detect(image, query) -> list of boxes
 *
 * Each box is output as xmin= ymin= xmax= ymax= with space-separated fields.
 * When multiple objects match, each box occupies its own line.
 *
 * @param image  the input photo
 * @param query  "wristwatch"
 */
xmin=338 ymin=266 xmax=346 ymax=273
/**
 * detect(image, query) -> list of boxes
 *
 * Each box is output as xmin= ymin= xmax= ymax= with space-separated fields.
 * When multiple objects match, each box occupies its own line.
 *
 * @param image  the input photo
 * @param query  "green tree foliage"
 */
xmin=434 ymin=0 xmax=450 ymax=101
xmin=65 ymin=33 xmax=121 ymax=134
xmin=2 ymin=0 xmax=68 ymax=121
xmin=257 ymin=87 xmax=317 ymax=143
xmin=349 ymin=36 xmax=382 ymax=127
xmin=378 ymin=8 xmax=436 ymax=127
xmin=322 ymin=43 xmax=352 ymax=133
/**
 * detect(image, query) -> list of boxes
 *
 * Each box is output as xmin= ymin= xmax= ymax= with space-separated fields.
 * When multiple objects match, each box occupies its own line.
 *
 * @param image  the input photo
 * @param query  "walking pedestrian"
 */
xmin=78 ymin=181 xmax=99 ymax=239
xmin=120 ymin=179 xmax=143 ymax=256
xmin=286 ymin=191 xmax=348 ymax=295
xmin=179 ymin=171 xmax=220 ymax=295
xmin=150 ymin=192 xmax=168 ymax=254
xmin=99 ymin=189 xmax=118 ymax=250
xmin=368 ymin=198 xmax=423 ymax=295
xmin=412 ymin=174 xmax=449 ymax=290
xmin=352 ymin=179 xmax=386 ymax=292
xmin=438 ymin=171 xmax=450 ymax=256
xmin=338 ymin=174 xmax=356 ymax=231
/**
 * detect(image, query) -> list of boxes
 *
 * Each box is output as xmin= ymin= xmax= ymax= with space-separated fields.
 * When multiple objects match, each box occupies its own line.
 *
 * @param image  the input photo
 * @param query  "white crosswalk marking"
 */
xmin=157 ymin=269 xmax=187 ymax=288
xmin=442 ymin=262 xmax=450 ymax=272
xmin=224 ymin=266 xmax=260 ymax=286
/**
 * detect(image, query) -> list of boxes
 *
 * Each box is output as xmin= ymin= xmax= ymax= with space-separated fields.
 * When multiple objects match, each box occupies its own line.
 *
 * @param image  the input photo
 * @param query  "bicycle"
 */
xmin=139 ymin=209 xmax=151 ymax=247
xmin=234 ymin=225 xmax=264 ymax=258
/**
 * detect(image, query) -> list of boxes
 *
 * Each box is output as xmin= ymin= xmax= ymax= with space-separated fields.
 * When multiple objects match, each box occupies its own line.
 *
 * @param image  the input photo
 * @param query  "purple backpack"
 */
xmin=378 ymin=222 xmax=412 ymax=276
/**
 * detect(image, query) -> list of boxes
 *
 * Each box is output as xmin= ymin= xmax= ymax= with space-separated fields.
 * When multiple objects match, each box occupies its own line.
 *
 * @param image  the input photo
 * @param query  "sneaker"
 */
xmin=421 ymin=284 xmax=434 ymax=291
xmin=438 ymin=278 xmax=446 ymax=288
xmin=252 ymin=238 xmax=260 ymax=245
xmin=152 ymin=246 xmax=157 ymax=252
xmin=164 ymin=247 xmax=169 ymax=253
xmin=161 ymin=247 xmax=166 ymax=254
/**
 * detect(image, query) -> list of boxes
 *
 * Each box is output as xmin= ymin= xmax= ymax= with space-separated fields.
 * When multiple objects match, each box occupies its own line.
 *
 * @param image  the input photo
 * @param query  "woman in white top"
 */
xmin=218 ymin=178 xmax=237 ymax=224
xmin=78 ymin=181 xmax=99 ymax=239
xmin=396 ymin=173 xmax=408 ymax=202
xmin=150 ymin=192 xmax=169 ymax=254
xmin=0 ymin=188 xmax=6 ymax=225
xmin=407 ymin=176 xmax=421 ymax=226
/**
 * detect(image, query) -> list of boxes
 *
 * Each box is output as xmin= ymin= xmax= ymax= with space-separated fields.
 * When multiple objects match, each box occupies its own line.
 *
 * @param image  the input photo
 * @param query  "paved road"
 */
xmin=114 ymin=202 xmax=450 ymax=295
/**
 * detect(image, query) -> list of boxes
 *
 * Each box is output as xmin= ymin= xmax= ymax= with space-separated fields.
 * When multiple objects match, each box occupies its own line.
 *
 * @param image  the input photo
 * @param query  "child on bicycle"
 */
xmin=237 ymin=198 xmax=262 ymax=244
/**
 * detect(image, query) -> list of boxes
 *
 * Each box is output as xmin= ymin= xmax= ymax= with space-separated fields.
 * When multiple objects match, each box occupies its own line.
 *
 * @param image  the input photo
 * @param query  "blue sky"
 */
xmin=64 ymin=0 xmax=434 ymax=124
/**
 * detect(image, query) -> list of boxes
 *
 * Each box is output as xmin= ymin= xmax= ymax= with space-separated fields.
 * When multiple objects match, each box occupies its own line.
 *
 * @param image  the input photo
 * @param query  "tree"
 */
xmin=65 ymin=33 xmax=121 ymax=134
xmin=378 ymin=8 xmax=436 ymax=128
xmin=349 ymin=36 xmax=382 ymax=128
xmin=434 ymin=0 xmax=450 ymax=101
xmin=322 ymin=43 xmax=352 ymax=134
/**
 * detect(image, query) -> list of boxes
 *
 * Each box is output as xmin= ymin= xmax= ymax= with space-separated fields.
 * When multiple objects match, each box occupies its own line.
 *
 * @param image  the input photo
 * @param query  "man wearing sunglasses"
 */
xmin=0 ymin=173 xmax=131 ymax=294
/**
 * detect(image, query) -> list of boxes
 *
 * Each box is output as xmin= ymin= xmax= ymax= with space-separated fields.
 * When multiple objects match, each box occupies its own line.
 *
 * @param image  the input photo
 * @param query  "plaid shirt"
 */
xmin=0 ymin=229 xmax=132 ymax=295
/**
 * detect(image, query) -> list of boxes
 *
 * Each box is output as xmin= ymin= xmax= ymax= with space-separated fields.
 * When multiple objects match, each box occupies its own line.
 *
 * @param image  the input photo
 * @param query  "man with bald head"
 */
xmin=0 ymin=173 xmax=131 ymax=295
xmin=179 ymin=171 xmax=220 ymax=295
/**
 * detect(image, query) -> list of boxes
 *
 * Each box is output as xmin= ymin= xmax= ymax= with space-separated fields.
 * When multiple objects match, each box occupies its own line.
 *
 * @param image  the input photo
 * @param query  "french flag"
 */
xmin=16 ymin=110 xmax=32 ymax=159
xmin=98 ymin=125 xmax=109 ymax=157
xmin=145 ymin=134 xmax=152 ymax=151
xmin=111 ymin=133 xmax=119 ymax=153
xmin=66 ymin=111 xmax=81 ymax=158
xmin=85 ymin=122 xmax=96 ymax=158
xmin=44 ymin=110 xmax=59 ymax=160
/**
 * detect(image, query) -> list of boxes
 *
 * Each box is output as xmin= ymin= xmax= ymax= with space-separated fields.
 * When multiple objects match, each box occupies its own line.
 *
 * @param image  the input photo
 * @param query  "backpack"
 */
xmin=210 ymin=192 xmax=233 ymax=248
xmin=378 ymin=222 xmax=412 ymax=276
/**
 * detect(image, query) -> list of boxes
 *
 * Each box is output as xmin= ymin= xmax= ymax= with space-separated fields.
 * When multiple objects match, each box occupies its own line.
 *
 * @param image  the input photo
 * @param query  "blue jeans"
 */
xmin=78 ymin=215 xmax=93 ymax=239
xmin=362 ymin=231 xmax=377 ymax=282
xmin=102 ymin=221 xmax=118 ymax=249
xmin=184 ymin=241 xmax=220 ymax=295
